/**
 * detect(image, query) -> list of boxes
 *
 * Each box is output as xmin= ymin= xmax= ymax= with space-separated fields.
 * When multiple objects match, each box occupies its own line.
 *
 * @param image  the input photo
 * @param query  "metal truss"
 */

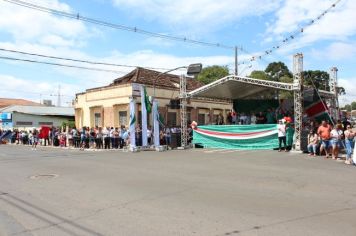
xmin=329 ymin=67 xmax=339 ymax=121
xmin=187 ymin=75 xmax=294 ymax=98
xmin=180 ymin=74 xmax=188 ymax=148
xmin=293 ymin=53 xmax=304 ymax=151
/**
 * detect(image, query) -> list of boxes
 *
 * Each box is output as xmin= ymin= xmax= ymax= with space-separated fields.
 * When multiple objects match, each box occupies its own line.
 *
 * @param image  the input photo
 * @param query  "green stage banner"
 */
xmin=193 ymin=124 xmax=278 ymax=150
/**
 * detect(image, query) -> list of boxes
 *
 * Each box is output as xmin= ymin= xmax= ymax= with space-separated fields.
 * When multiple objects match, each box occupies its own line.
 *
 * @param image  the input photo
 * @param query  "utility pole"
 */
xmin=57 ymin=84 xmax=61 ymax=107
xmin=234 ymin=46 xmax=238 ymax=75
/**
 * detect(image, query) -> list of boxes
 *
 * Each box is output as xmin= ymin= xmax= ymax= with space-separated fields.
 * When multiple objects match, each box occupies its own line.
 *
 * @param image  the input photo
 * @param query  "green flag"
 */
xmin=144 ymin=86 xmax=152 ymax=113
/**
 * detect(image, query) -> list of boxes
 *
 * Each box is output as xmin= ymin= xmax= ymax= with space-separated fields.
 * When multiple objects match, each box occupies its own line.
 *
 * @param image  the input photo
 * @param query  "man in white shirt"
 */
xmin=277 ymin=119 xmax=287 ymax=152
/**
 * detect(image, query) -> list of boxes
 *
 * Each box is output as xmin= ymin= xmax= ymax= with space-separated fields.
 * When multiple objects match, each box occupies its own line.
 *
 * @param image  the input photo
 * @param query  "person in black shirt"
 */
xmin=256 ymin=111 xmax=266 ymax=124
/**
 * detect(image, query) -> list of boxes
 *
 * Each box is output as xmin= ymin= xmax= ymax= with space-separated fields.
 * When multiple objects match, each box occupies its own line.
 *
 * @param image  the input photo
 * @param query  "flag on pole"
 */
xmin=143 ymin=86 xmax=152 ymax=113
xmin=140 ymin=85 xmax=148 ymax=146
xmin=129 ymin=98 xmax=136 ymax=148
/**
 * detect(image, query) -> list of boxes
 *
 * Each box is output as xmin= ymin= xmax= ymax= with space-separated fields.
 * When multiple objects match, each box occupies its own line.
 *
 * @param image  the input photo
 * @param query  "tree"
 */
xmin=303 ymin=70 xmax=346 ymax=95
xmin=303 ymin=70 xmax=330 ymax=91
xmin=352 ymin=101 xmax=356 ymax=110
xmin=343 ymin=104 xmax=352 ymax=112
xmin=197 ymin=65 xmax=229 ymax=85
xmin=249 ymin=70 xmax=269 ymax=80
xmin=265 ymin=61 xmax=292 ymax=81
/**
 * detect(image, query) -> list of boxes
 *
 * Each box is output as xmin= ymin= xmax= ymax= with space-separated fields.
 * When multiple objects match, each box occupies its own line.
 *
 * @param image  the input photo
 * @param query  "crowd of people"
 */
xmin=0 ymin=125 xmax=193 ymax=150
xmin=221 ymin=108 xmax=292 ymax=125
xmin=277 ymin=117 xmax=355 ymax=165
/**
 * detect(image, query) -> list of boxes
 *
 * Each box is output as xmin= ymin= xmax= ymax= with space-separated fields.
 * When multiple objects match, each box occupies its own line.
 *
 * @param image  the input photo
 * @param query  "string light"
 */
xmin=238 ymin=0 xmax=341 ymax=66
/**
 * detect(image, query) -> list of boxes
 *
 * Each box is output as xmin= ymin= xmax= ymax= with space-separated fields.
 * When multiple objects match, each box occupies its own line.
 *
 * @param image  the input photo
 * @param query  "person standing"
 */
xmin=31 ymin=129 xmax=38 ymax=150
xmin=344 ymin=125 xmax=354 ymax=165
xmin=103 ymin=127 xmax=110 ymax=149
xmin=317 ymin=120 xmax=332 ymax=158
xmin=285 ymin=123 xmax=294 ymax=151
xmin=277 ymin=119 xmax=287 ymax=152
xmin=330 ymin=124 xmax=343 ymax=160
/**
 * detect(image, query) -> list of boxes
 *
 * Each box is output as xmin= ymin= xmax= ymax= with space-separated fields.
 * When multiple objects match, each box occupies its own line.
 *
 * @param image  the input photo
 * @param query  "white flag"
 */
xmin=140 ymin=85 xmax=148 ymax=146
xmin=129 ymin=98 xmax=136 ymax=148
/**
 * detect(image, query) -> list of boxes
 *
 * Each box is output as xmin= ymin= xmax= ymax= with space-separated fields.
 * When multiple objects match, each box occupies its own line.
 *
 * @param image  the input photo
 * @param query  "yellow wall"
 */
xmin=75 ymin=83 xmax=232 ymax=128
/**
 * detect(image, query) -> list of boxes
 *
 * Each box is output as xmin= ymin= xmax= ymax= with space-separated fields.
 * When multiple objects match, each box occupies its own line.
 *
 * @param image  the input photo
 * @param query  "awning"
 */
xmin=187 ymin=75 xmax=334 ymax=100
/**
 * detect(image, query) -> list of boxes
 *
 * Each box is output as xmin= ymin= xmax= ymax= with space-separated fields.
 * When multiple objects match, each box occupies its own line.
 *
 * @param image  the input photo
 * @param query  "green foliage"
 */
xmin=61 ymin=120 xmax=76 ymax=129
xmin=303 ymin=70 xmax=330 ymax=91
xmin=197 ymin=65 xmax=229 ymax=85
xmin=352 ymin=101 xmax=356 ymax=110
xmin=249 ymin=70 xmax=269 ymax=80
xmin=343 ymin=104 xmax=352 ymax=112
xmin=265 ymin=61 xmax=292 ymax=81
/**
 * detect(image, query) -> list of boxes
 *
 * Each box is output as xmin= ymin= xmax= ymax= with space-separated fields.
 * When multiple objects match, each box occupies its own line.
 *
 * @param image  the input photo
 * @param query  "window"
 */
xmin=118 ymin=111 xmax=127 ymax=126
xmin=94 ymin=113 xmax=101 ymax=127
xmin=167 ymin=112 xmax=177 ymax=127
xmin=16 ymin=121 xmax=33 ymax=126
xmin=38 ymin=122 xmax=53 ymax=126
xmin=198 ymin=114 xmax=205 ymax=125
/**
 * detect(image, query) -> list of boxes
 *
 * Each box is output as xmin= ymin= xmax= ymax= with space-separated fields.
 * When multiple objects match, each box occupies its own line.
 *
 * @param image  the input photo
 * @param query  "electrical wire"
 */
xmin=3 ymin=0 xmax=235 ymax=50
xmin=0 ymin=56 xmax=127 ymax=74
xmin=0 ymin=48 xmax=177 ymax=71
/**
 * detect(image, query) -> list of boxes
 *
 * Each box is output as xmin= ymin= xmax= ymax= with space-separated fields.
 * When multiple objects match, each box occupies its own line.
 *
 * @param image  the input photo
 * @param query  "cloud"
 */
xmin=112 ymin=0 xmax=281 ymax=33
xmin=0 ymin=74 xmax=81 ymax=106
xmin=265 ymin=0 xmax=356 ymax=49
xmin=310 ymin=42 xmax=356 ymax=60
xmin=0 ymin=0 xmax=92 ymax=47
xmin=339 ymin=78 xmax=356 ymax=105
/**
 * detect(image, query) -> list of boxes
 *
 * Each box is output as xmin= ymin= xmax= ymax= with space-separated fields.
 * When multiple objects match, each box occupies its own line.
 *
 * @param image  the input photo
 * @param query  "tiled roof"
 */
xmin=111 ymin=67 xmax=204 ymax=91
xmin=0 ymin=98 xmax=41 ymax=108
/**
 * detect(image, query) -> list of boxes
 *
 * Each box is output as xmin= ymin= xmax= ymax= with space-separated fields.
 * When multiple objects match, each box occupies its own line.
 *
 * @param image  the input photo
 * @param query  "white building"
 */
xmin=0 ymin=105 xmax=74 ymax=130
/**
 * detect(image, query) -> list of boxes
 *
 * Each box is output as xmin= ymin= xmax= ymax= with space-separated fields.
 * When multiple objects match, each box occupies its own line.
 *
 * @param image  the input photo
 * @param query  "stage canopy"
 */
xmin=187 ymin=75 xmax=334 ymax=100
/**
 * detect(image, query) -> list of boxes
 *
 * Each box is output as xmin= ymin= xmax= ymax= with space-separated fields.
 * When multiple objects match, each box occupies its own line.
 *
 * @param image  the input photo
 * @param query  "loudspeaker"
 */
xmin=169 ymin=99 xmax=180 ymax=109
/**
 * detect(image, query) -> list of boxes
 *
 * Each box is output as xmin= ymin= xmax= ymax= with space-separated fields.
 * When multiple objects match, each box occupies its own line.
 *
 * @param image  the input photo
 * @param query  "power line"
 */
xmin=0 ymin=88 xmax=73 ymax=97
xmin=3 ymin=0 xmax=235 ymax=50
xmin=0 ymin=55 xmax=128 ymax=74
xmin=0 ymin=48 xmax=177 ymax=71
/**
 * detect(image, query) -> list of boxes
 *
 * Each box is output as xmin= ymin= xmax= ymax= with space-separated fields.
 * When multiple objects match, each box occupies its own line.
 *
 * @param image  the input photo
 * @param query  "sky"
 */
xmin=0 ymin=0 xmax=355 ymax=106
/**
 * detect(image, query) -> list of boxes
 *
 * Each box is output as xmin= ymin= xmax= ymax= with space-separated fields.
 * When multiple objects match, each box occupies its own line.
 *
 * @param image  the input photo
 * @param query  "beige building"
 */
xmin=74 ymin=68 xmax=232 ymax=128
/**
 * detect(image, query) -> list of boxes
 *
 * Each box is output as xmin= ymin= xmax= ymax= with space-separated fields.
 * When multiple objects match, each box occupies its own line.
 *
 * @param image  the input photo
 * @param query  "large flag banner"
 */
xmin=152 ymin=99 xmax=160 ymax=146
xmin=193 ymin=124 xmax=278 ymax=150
xmin=129 ymin=98 xmax=136 ymax=148
xmin=140 ymin=85 xmax=148 ymax=146
xmin=305 ymin=100 xmax=328 ymax=119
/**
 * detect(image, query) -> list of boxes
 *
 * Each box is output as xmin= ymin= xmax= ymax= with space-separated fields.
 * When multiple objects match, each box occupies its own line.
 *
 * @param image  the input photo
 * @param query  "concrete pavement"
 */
xmin=0 ymin=145 xmax=356 ymax=236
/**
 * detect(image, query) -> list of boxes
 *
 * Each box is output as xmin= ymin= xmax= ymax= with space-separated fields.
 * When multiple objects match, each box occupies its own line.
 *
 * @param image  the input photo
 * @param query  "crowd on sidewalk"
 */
xmin=0 ymin=125 xmax=193 ymax=150
xmin=276 ymin=117 xmax=355 ymax=165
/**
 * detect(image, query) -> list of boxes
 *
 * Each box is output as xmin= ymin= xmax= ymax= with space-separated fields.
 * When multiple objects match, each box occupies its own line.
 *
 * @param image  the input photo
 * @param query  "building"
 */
xmin=74 ymin=67 xmax=232 ymax=128
xmin=0 ymin=98 xmax=41 ymax=108
xmin=0 ymin=105 xmax=75 ymax=130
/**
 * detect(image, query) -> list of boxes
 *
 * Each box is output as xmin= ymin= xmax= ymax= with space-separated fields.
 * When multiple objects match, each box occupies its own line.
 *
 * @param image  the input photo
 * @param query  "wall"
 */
xmin=11 ymin=112 xmax=73 ymax=130
xmin=75 ymin=83 xmax=232 ymax=128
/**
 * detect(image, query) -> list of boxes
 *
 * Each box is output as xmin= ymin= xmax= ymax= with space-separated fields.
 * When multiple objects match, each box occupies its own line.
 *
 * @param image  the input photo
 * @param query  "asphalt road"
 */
xmin=0 ymin=145 xmax=356 ymax=236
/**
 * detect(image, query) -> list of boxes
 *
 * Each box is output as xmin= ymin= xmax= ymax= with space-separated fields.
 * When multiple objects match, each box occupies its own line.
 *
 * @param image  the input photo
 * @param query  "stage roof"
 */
xmin=188 ymin=75 xmax=294 ymax=100
xmin=187 ymin=75 xmax=335 ymax=100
